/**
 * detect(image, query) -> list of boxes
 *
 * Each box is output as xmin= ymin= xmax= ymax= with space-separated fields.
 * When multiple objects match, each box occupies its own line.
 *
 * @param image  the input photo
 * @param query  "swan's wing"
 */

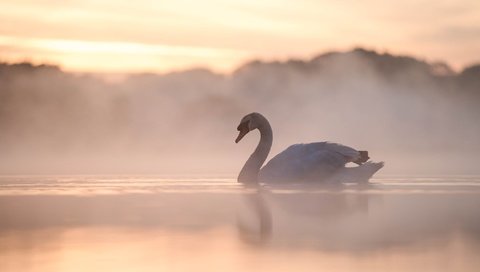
xmin=320 ymin=142 xmax=361 ymax=162
xmin=259 ymin=142 xmax=360 ymax=182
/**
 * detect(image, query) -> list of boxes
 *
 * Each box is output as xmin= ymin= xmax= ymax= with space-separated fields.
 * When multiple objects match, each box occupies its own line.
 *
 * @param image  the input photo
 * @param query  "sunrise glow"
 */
xmin=1 ymin=0 xmax=479 ymax=73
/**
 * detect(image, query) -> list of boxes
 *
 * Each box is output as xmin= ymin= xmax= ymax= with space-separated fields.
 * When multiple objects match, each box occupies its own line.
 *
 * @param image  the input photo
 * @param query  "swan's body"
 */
xmin=236 ymin=112 xmax=383 ymax=184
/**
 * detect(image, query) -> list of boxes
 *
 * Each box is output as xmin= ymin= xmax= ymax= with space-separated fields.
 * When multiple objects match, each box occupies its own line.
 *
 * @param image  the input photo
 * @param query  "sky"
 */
xmin=0 ymin=0 xmax=479 ymax=73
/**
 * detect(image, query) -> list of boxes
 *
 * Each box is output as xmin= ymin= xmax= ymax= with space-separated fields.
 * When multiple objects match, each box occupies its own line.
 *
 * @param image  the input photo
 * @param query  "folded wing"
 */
xmin=259 ymin=142 xmax=361 ymax=182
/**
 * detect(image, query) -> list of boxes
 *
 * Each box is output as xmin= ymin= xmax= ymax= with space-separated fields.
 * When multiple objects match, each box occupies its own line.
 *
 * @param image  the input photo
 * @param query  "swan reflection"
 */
xmin=1 ymin=176 xmax=480 ymax=272
xmin=237 ymin=184 xmax=373 ymax=246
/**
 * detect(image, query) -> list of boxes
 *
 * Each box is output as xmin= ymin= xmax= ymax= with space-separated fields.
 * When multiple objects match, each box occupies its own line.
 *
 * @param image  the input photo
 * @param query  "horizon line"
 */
xmin=2 ymin=46 xmax=479 ymax=77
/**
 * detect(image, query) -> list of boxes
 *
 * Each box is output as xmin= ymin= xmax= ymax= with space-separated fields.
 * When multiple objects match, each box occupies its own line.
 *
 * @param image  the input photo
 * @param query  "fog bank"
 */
xmin=1 ymin=48 xmax=479 ymax=175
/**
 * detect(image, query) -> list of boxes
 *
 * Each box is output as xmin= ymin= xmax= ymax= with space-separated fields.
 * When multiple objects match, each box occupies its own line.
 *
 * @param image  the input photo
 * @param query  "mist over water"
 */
xmin=1 ymin=48 xmax=479 ymax=175
xmin=1 ymin=175 xmax=480 ymax=272
xmin=2 ymin=49 xmax=480 ymax=270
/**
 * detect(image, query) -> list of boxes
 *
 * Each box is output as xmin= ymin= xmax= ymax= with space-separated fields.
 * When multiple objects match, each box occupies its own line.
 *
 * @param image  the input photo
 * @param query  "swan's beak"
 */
xmin=235 ymin=122 xmax=250 ymax=143
xmin=235 ymin=130 xmax=248 ymax=143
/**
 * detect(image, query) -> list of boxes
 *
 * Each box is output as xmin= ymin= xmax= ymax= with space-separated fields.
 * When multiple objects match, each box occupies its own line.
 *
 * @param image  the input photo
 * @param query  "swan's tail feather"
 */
xmin=331 ymin=161 xmax=384 ymax=184
xmin=353 ymin=150 xmax=370 ymax=165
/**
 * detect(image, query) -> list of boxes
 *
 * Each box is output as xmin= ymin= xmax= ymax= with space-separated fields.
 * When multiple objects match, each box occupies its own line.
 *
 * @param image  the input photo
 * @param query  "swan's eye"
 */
xmin=237 ymin=121 xmax=250 ymax=131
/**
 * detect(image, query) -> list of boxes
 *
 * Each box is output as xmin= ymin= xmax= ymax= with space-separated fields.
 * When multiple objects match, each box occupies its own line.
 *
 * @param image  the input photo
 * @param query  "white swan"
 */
xmin=235 ymin=112 xmax=384 ymax=184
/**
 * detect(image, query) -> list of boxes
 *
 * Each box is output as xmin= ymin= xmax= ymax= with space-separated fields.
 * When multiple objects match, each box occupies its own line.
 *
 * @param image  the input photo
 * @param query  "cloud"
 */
xmin=1 ymin=0 xmax=479 ymax=72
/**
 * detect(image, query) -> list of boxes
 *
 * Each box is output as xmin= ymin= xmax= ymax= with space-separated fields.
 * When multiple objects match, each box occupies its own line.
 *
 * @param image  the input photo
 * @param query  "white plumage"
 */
xmin=259 ymin=142 xmax=361 ymax=182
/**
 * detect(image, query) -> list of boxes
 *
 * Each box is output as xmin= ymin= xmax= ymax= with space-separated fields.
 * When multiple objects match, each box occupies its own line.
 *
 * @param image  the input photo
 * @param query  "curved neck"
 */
xmin=238 ymin=119 xmax=273 ymax=184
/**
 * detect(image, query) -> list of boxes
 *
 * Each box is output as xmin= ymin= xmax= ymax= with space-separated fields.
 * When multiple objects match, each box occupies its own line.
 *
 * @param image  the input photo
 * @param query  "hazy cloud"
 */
xmin=0 ymin=0 xmax=479 ymax=72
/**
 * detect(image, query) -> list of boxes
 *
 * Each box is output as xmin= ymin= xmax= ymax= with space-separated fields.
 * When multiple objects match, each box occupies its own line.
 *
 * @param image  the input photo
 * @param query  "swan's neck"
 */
xmin=238 ymin=121 xmax=272 ymax=184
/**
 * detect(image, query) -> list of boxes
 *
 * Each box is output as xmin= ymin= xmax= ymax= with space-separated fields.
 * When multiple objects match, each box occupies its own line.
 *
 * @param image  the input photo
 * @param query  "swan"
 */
xmin=235 ymin=112 xmax=384 ymax=184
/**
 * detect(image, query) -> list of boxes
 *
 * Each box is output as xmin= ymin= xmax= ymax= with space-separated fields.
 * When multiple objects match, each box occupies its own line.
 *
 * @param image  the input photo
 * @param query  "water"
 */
xmin=1 ymin=175 xmax=480 ymax=271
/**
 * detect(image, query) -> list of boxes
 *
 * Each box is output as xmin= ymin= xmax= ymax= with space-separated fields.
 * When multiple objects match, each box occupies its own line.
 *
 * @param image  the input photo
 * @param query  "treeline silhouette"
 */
xmin=1 ymin=48 xmax=479 ymax=174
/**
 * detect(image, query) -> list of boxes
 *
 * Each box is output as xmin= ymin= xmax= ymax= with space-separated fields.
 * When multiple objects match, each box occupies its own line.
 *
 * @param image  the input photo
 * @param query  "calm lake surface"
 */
xmin=1 ymin=175 xmax=480 ymax=272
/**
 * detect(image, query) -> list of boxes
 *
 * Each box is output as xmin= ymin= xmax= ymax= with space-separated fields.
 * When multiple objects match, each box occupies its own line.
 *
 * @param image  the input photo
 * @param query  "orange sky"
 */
xmin=0 ymin=0 xmax=479 ymax=73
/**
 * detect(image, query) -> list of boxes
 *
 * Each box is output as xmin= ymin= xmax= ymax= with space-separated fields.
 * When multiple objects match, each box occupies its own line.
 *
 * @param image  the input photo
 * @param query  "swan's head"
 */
xmin=235 ymin=112 xmax=265 ymax=143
